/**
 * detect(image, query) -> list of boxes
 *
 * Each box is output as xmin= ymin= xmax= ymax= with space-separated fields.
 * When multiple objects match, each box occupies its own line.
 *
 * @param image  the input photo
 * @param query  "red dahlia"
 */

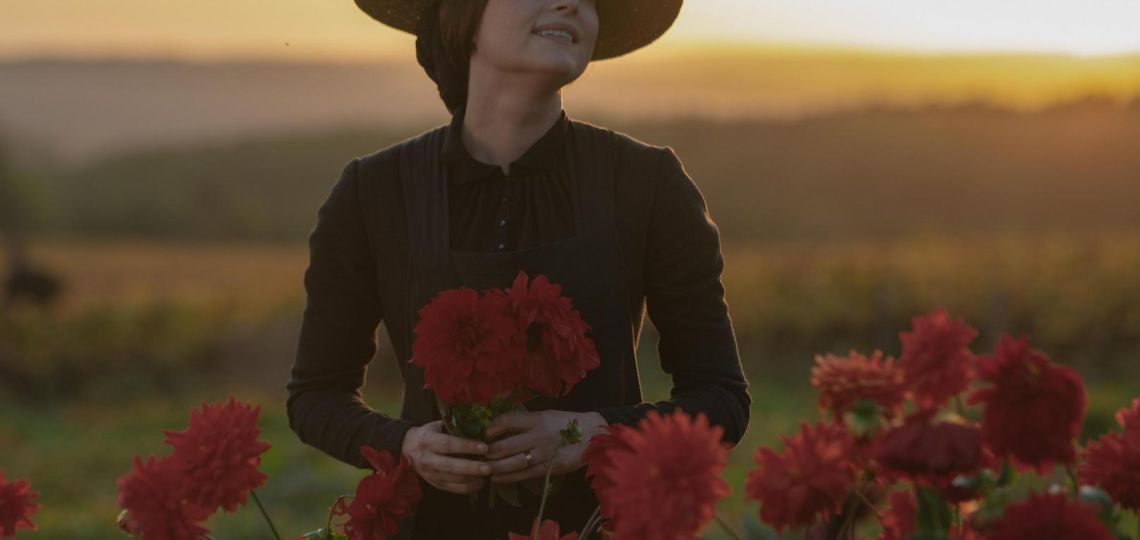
xmin=1079 ymin=398 xmax=1140 ymax=512
xmin=0 ymin=469 xmax=40 ymax=537
xmin=898 ymin=307 xmax=978 ymax=410
xmin=333 ymin=446 xmax=422 ymax=540
xmin=412 ymin=287 xmax=525 ymax=405
xmin=874 ymin=409 xmax=984 ymax=489
xmin=967 ymin=334 xmax=1086 ymax=473
xmin=116 ymin=455 xmax=211 ymax=540
xmin=583 ymin=410 xmax=729 ymax=540
xmin=163 ymin=396 xmax=272 ymax=513
xmin=811 ymin=350 xmax=906 ymax=420
xmin=506 ymin=270 xmax=600 ymax=398
xmin=983 ymin=492 xmax=1111 ymax=540
xmin=1116 ymin=397 xmax=1140 ymax=432
xmin=507 ymin=518 xmax=579 ymax=540
xmin=745 ymin=421 xmax=858 ymax=533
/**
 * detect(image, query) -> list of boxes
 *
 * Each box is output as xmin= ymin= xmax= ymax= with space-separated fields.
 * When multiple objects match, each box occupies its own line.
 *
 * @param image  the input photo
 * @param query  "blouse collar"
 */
xmin=441 ymin=104 xmax=570 ymax=186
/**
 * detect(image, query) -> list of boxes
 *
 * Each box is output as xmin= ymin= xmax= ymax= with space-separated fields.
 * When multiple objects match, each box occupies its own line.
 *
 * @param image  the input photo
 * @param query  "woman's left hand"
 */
xmin=483 ymin=409 xmax=609 ymax=484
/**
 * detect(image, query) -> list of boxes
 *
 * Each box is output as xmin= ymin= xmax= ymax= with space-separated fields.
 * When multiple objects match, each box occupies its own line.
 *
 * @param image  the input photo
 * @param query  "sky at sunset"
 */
xmin=3 ymin=0 xmax=1140 ymax=60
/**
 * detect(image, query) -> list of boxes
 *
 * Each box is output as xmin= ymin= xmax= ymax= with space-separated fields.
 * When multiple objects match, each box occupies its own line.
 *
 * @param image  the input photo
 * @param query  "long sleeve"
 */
xmin=595 ymin=147 xmax=752 ymax=446
xmin=286 ymin=158 xmax=417 ymax=470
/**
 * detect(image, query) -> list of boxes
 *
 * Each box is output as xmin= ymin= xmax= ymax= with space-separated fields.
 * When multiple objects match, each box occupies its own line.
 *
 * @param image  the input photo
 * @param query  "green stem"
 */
xmin=836 ymin=493 xmax=859 ymax=539
xmin=713 ymin=513 xmax=743 ymax=540
xmin=251 ymin=490 xmax=282 ymax=540
xmin=579 ymin=505 xmax=602 ymax=539
xmin=532 ymin=446 xmax=565 ymax=539
xmin=954 ymin=395 xmax=967 ymax=417
xmin=852 ymin=486 xmax=883 ymax=528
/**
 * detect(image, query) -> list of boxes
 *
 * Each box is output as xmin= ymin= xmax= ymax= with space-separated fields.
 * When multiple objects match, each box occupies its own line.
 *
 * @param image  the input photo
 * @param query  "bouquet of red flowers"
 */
xmin=411 ymin=270 xmax=601 ymax=507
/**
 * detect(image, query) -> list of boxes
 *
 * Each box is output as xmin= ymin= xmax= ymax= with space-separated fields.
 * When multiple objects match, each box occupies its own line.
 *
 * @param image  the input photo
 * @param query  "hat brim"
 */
xmin=353 ymin=0 xmax=682 ymax=61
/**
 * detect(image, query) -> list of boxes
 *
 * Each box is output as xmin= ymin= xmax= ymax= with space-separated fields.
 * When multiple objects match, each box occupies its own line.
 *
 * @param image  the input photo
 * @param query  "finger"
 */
xmin=424 ymin=431 xmax=487 ymax=455
xmin=485 ymin=433 xmax=538 ymax=460
xmin=485 ymin=411 xmax=536 ymax=439
xmin=423 ymin=453 xmax=492 ymax=476
xmin=491 ymin=462 xmax=549 ymax=484
xmin=431 ymin=478 xmax=486 ymax=495
xmin=424 ymin=469 xmax=487 ymax=484
xmin=486 ymin=450 xmax=536 ymax=476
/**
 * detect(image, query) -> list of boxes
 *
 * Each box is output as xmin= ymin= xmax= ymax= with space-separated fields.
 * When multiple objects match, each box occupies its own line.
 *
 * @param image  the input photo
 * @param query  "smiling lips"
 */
xmin=532 ymin=23 xmax=579 ymax=45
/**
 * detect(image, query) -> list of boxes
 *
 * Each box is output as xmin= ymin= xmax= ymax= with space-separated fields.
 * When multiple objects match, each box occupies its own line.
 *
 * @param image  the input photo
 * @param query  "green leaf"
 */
xmin=489 ymin=482 xmax=522 ymax=508
xmin=846 ymin=399 xmax=884 ymax=438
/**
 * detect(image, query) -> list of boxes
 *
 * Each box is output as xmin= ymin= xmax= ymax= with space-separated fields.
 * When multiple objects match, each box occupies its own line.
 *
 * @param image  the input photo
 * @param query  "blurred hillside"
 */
xmin=3 ymin=48 xmax=1140 ymax=161
xmin=5 ymin=94 xmax=1138 ymax=244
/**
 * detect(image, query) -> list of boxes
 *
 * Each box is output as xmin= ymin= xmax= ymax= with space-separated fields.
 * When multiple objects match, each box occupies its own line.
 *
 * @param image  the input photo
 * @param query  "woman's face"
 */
xmin=471 ymin=0 xmax=599 ymax=87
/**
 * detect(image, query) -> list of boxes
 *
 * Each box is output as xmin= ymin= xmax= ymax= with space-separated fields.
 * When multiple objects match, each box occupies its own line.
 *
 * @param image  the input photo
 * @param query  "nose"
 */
xmin=549 ymin=0 xmax=581 ymax=13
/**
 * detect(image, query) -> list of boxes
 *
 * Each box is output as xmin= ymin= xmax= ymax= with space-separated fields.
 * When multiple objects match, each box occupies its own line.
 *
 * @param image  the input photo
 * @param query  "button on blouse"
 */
xmin=442 ymin=104 xmax=576 ymax=253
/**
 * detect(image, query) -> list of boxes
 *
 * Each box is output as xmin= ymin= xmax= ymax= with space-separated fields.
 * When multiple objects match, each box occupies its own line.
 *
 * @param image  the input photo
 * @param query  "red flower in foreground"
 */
xmin=1116 ymin=397 xmax=1140 ymax=432
xmin=745 ymin=421 xmax=858 ymax=533
xmin=507 ymin=270 xmax=600 ymax=398
xmin=1079 ymin=398 xmax=1140 ymax=512
xmin=163 ymin=396 xmax=272 ymax=513
xmin=983 ymin=492 xmax=1111 ymax=540
xmin=875 ymin=490 xmax=978 ymax=540
xmin=413 ymin=287 xmax=524 ymax=405
xmin=967 ymin=334 xmax=1086 ymax=473
xmin=116 ymin=455 xmax=211 ymax=540
xmin=898 ymin=307 xmax=978 ymax=410
xmin=583 ymin=410 xmax=729 ymax=540
xmin=811 ymin=350 xmax=906 ymax=420
xmin=0 ymin=469 xmax=40 ymax=537
xmin=334 ymin=446 xmax=422 ymax=540
xmin=507 ymin=518 xmax=579 ymax=540
xmin=874 ymin=409 xmax=984 ymax=489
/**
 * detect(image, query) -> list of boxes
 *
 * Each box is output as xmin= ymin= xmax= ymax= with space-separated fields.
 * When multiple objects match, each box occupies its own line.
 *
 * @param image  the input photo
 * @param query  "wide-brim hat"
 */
xmin=354 ymin=0 xmax=683 ymax=61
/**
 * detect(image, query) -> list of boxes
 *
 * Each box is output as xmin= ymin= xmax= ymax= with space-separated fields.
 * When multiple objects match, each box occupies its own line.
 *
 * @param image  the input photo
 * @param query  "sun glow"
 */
xmin=1 ymin=0 xmax=1139 ymax=61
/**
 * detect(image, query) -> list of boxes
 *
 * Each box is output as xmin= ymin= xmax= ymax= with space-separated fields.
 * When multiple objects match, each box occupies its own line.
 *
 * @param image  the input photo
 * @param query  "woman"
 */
xmin=286 ymin=0 xmax=751 ymax=538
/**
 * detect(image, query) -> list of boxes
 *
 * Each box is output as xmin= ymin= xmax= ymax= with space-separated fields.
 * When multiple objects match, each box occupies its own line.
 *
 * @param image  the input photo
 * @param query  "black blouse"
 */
xmin=286 ymin=105 xmax=751 ymax=472
xmin=444 ymin=105 xmax=576 ymax=252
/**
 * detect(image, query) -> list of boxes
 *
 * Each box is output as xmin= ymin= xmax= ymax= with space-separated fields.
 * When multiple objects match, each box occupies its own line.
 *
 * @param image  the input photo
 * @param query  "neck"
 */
xmin=463 ymin=65 xmax=563 ymax=175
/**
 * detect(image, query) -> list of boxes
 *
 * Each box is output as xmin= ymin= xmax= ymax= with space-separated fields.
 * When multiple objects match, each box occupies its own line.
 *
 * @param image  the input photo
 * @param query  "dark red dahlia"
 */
xmin=983 ymin=492 xmax=1111 ymax=540
xmin=967 ymin=334 xmax=1086 ymax=473
xmin=898 ymin=307 xmax=978 ymax=410
xmin=333 ymin=446 xmax=421 ymax=540
xmin=506 ymin=270 xmax=600 ymax=398
xmin=412 ymin=287 xmax=526 ymax=405
xmin=811 ymin=350 xmax=906 ymax=420
xmin=874 ymin=409 xmax=985 ymax=488
xmin=1079 ymin=398 xmax=1140 ymax=512
xmin=507 ymin=518 xmax=579 ymax=540
xmin=163 ymin=396 xmax=272 ymax=513
xmin=116 ymin=455 xmax=211 ymax=540
xmin=745 ymin=421 xmax=858 ymax=533
xmin=0 ymin=469 xmax=40 ymax=536
xmin=583 ymin=410 xmax=729 ymax=540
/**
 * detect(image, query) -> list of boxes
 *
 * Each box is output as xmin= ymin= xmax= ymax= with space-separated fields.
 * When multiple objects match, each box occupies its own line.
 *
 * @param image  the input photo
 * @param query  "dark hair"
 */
xmin=437 ymin=0 xmax=489 ymax=68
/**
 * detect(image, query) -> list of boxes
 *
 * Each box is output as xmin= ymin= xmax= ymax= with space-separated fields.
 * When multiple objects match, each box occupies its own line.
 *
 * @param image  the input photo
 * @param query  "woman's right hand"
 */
xmin=401 ymin=420 xmax=491 ymax=495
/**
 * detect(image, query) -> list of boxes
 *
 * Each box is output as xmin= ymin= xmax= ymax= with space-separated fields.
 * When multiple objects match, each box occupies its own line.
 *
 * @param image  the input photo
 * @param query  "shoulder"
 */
xmin=350 ymin=123 xmax=450 ymax=187
xmin=568 ymin=118 xmax=697 ymax=205
xmin=567 ymin=117 xmax=678 ymax=168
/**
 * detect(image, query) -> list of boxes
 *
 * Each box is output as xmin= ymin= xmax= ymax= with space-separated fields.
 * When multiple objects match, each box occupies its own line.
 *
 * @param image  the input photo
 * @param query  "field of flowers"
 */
xmin=2 ymin=233 xmax=1140 ymax=538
